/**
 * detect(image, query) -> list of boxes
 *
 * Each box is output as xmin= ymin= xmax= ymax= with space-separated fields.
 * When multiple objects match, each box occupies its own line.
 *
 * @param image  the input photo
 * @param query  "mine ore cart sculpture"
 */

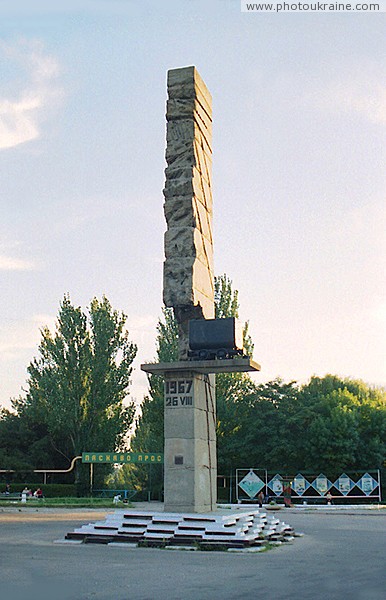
xmin=188 ymin=317 xmax=247 ymax=361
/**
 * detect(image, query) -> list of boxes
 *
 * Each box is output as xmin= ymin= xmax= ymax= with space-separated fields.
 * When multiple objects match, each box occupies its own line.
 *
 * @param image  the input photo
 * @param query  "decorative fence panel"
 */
xmin=235 ymin=469 xmax=381 ymax=503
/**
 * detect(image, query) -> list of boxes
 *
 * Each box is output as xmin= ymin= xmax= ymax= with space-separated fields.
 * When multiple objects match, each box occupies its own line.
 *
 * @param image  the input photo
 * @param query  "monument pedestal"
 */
xmin=164 ymin=371 xmax=216 ymax=512
xmin=142 ymin=357 xmax=260 ymax=513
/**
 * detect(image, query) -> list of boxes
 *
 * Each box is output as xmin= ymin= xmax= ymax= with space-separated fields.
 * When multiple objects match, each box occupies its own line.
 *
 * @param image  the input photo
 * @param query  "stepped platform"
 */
xmin=65 ymin=509 xmax=298 ymax=550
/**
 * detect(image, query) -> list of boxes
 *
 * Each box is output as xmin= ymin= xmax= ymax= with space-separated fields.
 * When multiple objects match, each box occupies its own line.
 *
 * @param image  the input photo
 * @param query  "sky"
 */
xmin=1 ymin=0 xmax=385 ymax=412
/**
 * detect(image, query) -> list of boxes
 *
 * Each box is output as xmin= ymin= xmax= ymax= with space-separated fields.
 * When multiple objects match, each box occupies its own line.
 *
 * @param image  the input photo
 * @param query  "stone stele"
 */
xmin=162 ymin=66 xmax=216 ymax=512
xmin=163 ymin=65 xmax=214 ymax=360
xmin=143 ymin=67 xmax=259 ymax=514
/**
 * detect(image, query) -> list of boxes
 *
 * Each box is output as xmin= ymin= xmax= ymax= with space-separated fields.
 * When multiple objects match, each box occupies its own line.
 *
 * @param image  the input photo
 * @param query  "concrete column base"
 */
xmin=164 ymin=371 xmax=216 ymax=513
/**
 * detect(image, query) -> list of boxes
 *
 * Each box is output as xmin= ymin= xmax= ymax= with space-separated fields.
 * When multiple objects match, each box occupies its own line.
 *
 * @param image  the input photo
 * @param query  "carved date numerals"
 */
xmin=165 ymin=379 xmax=193 ymax=407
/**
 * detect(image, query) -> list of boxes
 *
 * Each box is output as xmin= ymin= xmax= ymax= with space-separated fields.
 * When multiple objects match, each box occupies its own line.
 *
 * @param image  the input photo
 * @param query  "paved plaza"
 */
xmin=0 ymin=505 xmax=385 ymax=600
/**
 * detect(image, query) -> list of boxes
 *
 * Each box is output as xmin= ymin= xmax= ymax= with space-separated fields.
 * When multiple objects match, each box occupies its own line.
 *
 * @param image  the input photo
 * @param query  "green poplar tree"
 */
xmin=5 ymin=295 xmax=137 ymax=494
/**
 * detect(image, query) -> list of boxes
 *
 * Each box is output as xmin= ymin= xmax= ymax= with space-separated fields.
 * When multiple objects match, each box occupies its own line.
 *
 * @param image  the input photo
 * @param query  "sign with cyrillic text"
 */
xmin=82 ymin=452 xmax=163 ymax=464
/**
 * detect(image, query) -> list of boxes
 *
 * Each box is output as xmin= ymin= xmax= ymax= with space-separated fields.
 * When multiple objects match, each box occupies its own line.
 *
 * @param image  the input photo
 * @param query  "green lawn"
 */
xmin=0 ymin=497 xmax=132 ymax=508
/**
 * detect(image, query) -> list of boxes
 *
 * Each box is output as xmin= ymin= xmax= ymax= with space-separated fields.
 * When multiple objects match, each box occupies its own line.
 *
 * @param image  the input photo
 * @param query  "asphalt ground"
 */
xmin=0 ymin=505 xmax=385 ymax=600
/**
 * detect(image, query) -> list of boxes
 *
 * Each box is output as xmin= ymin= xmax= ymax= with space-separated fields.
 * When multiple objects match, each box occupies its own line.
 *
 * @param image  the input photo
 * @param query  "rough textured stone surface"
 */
xmin=161 ymin=67 xmax=216 ymax=514
xmin=164 ymin=195 xmax=212 ymax=230
xmin=163 ymin=66 xmax=214 ymax=360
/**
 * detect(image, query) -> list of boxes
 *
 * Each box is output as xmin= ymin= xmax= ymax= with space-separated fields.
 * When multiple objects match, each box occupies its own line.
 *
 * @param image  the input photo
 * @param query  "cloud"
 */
xmin=0 ymin=253 xmax=36 ymax=271
xmin=304 ymin=72 xmax=386 ymax=124
xmin=0 ymin=313 xmax=55 ymax=360
xmin=0 ymin=39 xmax=61 ymax=150
xmin=0 ymin=239 xmax=40 ymax=271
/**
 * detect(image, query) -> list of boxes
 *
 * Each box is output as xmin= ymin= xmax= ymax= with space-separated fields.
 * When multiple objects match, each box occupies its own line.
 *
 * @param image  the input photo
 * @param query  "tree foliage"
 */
xmin=0 ymin=407 xmax=54 ymax=474
xmin=130 ymin=268 xmax=386 ymax=497
xmin=295 ymin=375 xmax=386 ymax=473
xmin=0 ymin=296 xmax=137 ymax=493
xmin=128 ymin=275 xmax=256 ymax=496
xmin=4 ymin=286 xmax=384 ymax=499
xmin=214 ymin=274 xmax=253 ymax=356
xmin=214 ymin=274 xmax=256 ymax=472
xmin=132 ymin=307 xmax=178 ymax=454
xmin=128 ymin=308 xmax=177 ymax=497
xmin=218 ymin=375 xmax=385 ymax=475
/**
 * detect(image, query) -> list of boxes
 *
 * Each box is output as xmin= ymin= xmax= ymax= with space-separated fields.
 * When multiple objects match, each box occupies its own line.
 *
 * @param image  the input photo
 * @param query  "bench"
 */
xmin=0 ymin=493 xmax=21 ymax=501
xmin=0 ymin=493 xmax=44 ymax=502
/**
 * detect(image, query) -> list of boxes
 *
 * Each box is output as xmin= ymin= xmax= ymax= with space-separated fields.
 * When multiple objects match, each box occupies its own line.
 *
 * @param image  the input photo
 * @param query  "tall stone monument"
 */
xmin=163 ymin=66 xmax=214 ymax=359
xmin=142 ymin=66 xmax=260 ymax=513
xmin=162 ymin=66 xmax=216 ymax=512
xmin=67 ymin=67 xmax=283 ymax=547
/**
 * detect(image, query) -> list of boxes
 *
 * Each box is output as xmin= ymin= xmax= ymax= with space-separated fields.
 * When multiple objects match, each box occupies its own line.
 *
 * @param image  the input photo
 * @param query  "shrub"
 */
xmin=4 ymin=483 xmax=76 ymax=497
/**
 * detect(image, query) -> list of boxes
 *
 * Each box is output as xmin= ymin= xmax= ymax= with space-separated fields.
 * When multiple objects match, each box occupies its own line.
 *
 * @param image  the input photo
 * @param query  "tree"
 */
xmin=128 ymin=307 xmax=177 ymax=498
xmin=4 ymin=295 xmax=137 ymax=494
xmin=214 ymin=274 xmax=253 ymax=355
xmin=130 ymin=275 xmax=256 ymax=495
xmin=0 ymin=407 xmax=50 ymax=473
xmin=218 ymin=378 xmax=300 ymax=474
xmin=132 ymin=306 xmax=178 ymax=452
xmin=214 ymin=274 xmax=257 ymax=473
xmin=296 ymin=375 xmax=386 ymax=473
xmin=225 ymin=374 xmax=386 ymax=476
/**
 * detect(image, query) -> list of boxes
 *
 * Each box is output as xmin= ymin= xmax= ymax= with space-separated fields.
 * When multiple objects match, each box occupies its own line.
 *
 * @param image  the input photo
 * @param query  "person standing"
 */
xmin=283 ymin=484 xmax=292 ymax=508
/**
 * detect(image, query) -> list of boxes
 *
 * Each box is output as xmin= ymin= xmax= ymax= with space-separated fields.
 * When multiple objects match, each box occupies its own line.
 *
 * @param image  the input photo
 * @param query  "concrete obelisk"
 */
xmin=141 ymin=66 xmax=260 ymax=512
xmin=162 ymin=66 xmax=216 ymax=512
xmin=163 ymin=66 xmax=214 ymax=351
